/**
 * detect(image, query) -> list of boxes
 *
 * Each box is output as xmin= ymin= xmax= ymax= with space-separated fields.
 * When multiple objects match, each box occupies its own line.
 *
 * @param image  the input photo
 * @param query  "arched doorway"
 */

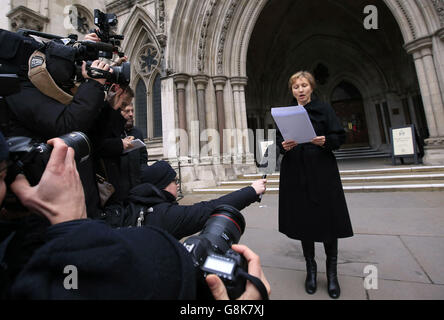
xmin=245 ymin=0 xmax=424 ymax=159
xmin=331 ymin=81 xmax=369 ymax=147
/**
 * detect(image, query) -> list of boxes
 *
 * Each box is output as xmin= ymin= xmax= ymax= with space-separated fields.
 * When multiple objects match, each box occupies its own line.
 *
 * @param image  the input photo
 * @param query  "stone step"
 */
xmin=193 ymin=183 xmax=444 ymax=194
xmin=220 ymin=173 xmax=444 ymax=187
xmin=192 ymin=165 xmax=444 ymax=194
xmin=240 ymin=165 xmax=444 ymax=179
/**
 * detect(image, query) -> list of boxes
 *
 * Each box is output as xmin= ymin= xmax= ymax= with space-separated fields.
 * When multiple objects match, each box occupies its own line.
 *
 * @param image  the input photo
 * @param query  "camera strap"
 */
xmin=28 ymin=50 xmax=74 ymax=105
xmin=237 ymin=269 xmax=269 ymax=300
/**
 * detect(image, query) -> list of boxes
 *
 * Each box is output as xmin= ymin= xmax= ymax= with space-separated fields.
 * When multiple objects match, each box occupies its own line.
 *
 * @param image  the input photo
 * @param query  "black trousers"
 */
xmin=301 ymin=239 xmax=338 ymax=259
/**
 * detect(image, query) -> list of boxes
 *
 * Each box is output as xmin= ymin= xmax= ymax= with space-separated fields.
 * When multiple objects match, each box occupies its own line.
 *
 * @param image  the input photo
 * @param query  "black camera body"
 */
xmin=183 ymin=205 xmax=248 ymax=300
xmin=5 ymin=132 xmax=91 ymax=186
xmin=94 ymin=9 xmax=122 ymax=43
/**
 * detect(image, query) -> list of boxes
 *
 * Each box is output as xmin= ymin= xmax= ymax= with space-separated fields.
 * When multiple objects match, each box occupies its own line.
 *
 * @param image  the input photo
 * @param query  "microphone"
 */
xmin=258 ymin=174 xmax=267 ymax=203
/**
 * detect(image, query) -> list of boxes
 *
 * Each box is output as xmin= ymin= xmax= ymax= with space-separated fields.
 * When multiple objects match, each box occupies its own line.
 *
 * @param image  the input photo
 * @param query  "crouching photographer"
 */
xmin=0 ymin=135 xmax=269 ymax=300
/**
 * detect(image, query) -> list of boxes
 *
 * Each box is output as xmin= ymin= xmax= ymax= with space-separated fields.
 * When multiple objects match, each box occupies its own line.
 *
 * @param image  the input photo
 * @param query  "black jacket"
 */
xmin=4 ymin=79 xmax=105 ymax=218
xmin=102 ymin=183 xmax=259 ymax=240
xmin=119 ymin=125 xmax=149 ymax=199
xmin=276 ymin=99 xmax=354 ymax=242
xmin=5 ymin=80 xmax=105 ymax=139
xmin=10 ymin=219 xmax=196 ymax=299
xmin=89 ymin=102 xmax=127 ymax=204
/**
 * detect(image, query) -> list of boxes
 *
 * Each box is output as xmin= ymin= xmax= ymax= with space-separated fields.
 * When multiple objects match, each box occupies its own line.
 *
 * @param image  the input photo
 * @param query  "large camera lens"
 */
xmin=59 ymin=131 xmax=91 ymax=163
xmin=109 ymin=62 xmax=130 ymax=86
xmin=198 ymin=205 xmax=246 ymax=254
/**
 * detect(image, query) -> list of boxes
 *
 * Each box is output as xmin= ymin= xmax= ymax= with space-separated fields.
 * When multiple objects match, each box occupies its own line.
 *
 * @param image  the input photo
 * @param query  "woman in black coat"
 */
xmin=276 ymin=71 xmax=353 ymax=299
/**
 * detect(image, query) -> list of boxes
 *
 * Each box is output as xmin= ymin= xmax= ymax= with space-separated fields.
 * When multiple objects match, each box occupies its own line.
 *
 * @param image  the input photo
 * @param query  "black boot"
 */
xmin=305 ymin=258 xmax=317 ymax=294
xmin=301 ymin=241 xmax=317 ymax=294
xmin=324 ymin=239 xmax=340 ymax=299
xmin=326 ymin=256 xmax=340 ymax=299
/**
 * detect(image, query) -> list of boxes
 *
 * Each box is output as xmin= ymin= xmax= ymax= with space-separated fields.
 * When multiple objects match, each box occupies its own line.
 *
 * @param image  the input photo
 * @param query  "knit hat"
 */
xmin=141 ymin=160 xmax=177 ymax=189
xmin=0 ymin=131 xmax=9 ymax=162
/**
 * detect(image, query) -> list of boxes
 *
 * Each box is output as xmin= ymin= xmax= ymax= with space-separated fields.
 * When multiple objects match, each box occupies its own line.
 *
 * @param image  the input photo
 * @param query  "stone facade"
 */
xmin=3 ymin=0 xmax=444 ymax=191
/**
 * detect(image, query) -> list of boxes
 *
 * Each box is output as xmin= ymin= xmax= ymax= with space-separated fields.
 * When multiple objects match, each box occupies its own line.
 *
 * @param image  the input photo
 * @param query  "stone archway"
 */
xmin=164 ymin=0 xmax=444 ymax=186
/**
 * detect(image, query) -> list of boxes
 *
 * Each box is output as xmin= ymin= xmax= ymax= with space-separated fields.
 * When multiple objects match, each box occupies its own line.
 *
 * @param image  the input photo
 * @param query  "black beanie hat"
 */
xmin=0 ymin=132 xmax=8 ymax=162
xmin=141 ymin=161 xmax=177 ymax=189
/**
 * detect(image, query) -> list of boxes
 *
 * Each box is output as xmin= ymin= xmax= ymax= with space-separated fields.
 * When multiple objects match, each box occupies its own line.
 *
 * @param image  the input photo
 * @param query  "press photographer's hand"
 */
xmin=10 ymin=138 xmax=86 ymax=225
xmin=81 ymin=60 xmax=112 ymax=85
xmin=251 ymin=179 xmax=267 ymax=195
xmin=205 ymin=244 xmax=271 ymax=300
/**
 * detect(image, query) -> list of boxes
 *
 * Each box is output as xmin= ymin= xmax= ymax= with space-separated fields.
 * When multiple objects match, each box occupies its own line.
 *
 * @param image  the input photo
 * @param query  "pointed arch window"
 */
xmin=152 ymin=74 xmax=163 ymax=138
xmin=135 ymin=79 xmax=147 ymax=139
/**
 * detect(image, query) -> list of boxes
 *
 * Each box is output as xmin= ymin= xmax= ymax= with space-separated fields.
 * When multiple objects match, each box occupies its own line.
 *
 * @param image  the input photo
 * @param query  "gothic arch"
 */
xmin=167 ymin=0 xmax=440 ymax=79
xmin=120 ymin=5 xmax=160 ymax=60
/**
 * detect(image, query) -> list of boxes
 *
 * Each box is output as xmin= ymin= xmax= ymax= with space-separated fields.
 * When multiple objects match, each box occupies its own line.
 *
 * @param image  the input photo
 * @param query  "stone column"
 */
xmin=405 ymin=36 xmax=444 ymax=164
xmin=193 ymin=75 xmax=209 ymax=152
xmin=231 ymin=77 xmax=250 ymax=160
xmin=212 ymin=76 xmax=228 ymax=155
xmin=174 ymin=73 xmax=189 ymax=158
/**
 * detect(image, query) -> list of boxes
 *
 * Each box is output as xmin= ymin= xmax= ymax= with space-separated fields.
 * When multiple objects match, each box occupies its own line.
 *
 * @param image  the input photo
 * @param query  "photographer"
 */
xmin=2 ymin=31 xmax=111 ymax=218
xmin=119 ymin=103 xmax=149 ymax=198
xmin=103 ymin=160 xmax=267 ymax=240
xmin=0 ymin=136 xmax=270 ymax=300
xmin=89 ymin=83 xmax=135 ymax=205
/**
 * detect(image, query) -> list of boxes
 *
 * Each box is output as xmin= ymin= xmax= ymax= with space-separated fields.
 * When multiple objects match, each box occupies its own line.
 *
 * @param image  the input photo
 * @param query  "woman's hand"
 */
xmin=311 ymin=136 xmax=326 ymax=147
xmin=282 ymin=140 xmax=297 ymax=151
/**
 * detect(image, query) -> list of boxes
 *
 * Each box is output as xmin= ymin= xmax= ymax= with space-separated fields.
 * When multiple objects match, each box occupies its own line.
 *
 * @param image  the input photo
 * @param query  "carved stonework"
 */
xmin=157 ymin=0 xmax=166 ymax=35
xmin=7 ymin=6 xmax=49 ymax=32
xmin=217 ymin=0 xmax=239 ymax=74
xmin=395 ymin=0 xmax=416 ymax=39
xmin=106 ymin=0 xmax=137 ymax=13
xmin=68 ymin=5 xmax=93 ymax=35
xmin=198 ymin=0 xmax=218 ymax=72
xmin=136 ymin=43 xmax=161 ymax=77
xmin=425 ymin=136 xmax=444 ymax=148
xmin=431 ymin=0 xmax=444 ymax=26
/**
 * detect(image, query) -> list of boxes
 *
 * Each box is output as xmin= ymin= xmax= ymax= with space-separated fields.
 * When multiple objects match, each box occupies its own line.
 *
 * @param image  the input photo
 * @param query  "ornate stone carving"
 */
xmin=425 ymin=136 xmax=444 ymax=147
xmin=7 ymin=6 xmax=49 ymax=32
xmin=136 ymin=43 xmax=161 ymax=76
xmin=198 ymin=0 xmax=218 ymax=72
xmin=157 ymin=0 xmax=166 ymax=35
xmin=431 ymin=0 xmax=444 ymax=26
xmin=395 ymin=0 xmax=416 ymax=39
xmin=68 ymin=5 xmax=93 ymax=35
xmin=217 ymin=0 xmax=239 ymax=74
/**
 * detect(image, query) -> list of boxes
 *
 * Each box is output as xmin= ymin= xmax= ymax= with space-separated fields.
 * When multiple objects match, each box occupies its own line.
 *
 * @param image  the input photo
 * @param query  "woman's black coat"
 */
xmin=276 ymin=99 xmax=354 ymax=242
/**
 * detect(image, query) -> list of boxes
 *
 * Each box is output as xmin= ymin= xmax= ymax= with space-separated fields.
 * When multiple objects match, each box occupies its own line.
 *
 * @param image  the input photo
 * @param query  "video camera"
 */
xmin=0 ymin=9 xmax=130 ymax=93
xmin=93 ymin=9 xmax=124 ymax=56
xmin=183 ymin=205 xmax=269 ymax=300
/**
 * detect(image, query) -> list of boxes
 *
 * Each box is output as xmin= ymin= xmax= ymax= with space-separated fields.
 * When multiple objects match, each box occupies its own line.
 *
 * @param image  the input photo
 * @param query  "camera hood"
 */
xmin=211 ymin=205 xmax=246 ymax=235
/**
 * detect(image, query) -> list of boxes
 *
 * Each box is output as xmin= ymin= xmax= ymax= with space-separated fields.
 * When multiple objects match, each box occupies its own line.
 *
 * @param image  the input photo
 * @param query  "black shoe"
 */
xmin=305 ymin=258 xmax=317 ymax=294
xmin=326 ymin=257 xmax=340 ymax=299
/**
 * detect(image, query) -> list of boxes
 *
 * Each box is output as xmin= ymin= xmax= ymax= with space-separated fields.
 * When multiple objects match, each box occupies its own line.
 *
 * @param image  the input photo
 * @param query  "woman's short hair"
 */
xmin=288 ymin=71 xmax=317 ymax=90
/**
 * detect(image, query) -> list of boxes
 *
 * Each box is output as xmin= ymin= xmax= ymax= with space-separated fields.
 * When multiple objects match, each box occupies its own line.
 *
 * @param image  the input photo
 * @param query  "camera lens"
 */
xmin=198 ymin=205 xmax=246 ymax=254
xmin=109 ymin=62 xmax=130 ymax=86
xmin=59 ymin=131 xmax=91 ymax=163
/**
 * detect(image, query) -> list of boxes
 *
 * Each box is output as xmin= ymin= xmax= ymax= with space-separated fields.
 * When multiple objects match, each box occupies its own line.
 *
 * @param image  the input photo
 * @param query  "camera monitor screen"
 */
xmin=203 ymin=255 xmax=235 ymax=276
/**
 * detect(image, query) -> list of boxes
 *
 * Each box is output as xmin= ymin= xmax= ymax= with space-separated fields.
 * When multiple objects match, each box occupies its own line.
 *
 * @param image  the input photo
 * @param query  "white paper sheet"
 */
xmin=271 ymin=106 xmax=316 ymax=143
xmin=122 ymin=138 xmax=146 ymax=154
